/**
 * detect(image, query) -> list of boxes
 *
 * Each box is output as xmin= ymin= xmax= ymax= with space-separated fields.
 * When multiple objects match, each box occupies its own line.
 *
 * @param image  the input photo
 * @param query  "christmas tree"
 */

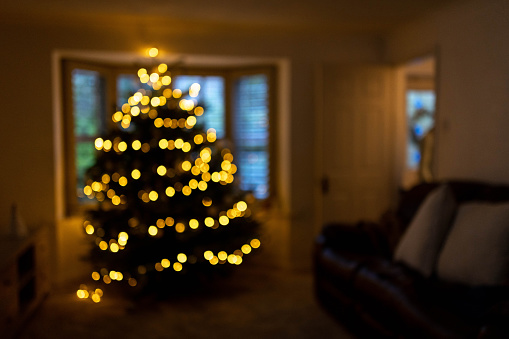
xmin=76 ymin=50 xmax=261 ymax=302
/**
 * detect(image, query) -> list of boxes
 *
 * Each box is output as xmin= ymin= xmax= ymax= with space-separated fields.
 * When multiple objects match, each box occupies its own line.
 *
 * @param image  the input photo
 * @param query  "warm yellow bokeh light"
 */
xmin=140 ymin=73 xmax=150 ymax=83
xmin=85 ymin=225 xmax=94 ymax=235
xmin=118 ymin=176 xmax=128 ymax=186
xmin=83 ymin=186 xmax=92 ymax=196
xmin=106 ymin=189 xmax=115 ymax=199
xmin=150 ymin=73 xmax=159 ymax=84
xmin=204 ymin=217 xmax=214 ymax=227
xmin=131 ymin=169 xmax=141 ymax=180
xmin=166 ymin=186 xmax=176 ymax=197
xmin=173 ymin=262 xmax=183 ymax=271
xmin=99 ymin=241 xmax=108 ymax=251
xmin=182 ymin=142 xmax=191 ymax=153
xmin=189 ymin=179 xmax=198 ymax=189
xmin=154 ymin=118 xmax=164 ymax=128
xmin=151 ymin=96 xmax=161 ymax=107
xmin=131 ymin=106 xmax=140 ymax=116
xmin=250 ymin=239 xmax=261 ymax=248
xmin=132 ymin=140 xmax=142 ymax=150
xmin=211 ymin=172 xmax=221 ymax=182
xmin=227 ymin=254 xmax=237 ymax=264
xmin=158 ymin=63 xmax=168 ymax=73
xmin=165 ymin=217 xmax=175 ymax=226
xmin=189 ymin=83 xmax=201 ymax=97
xmin=167 ymin=140 xmax=175 ymax=150
xmin=156 ymin=219 xmax=165 ymax=228
xmin=149 ymin=191 xmax=159 ymax=201
xmin=103 ymin=140 xmax=112 ymax=151
xmin=137 ymin=68 xmax=147 ymax=77
xmin=141 ymin=95 xmax=150 ymax=105
xmin=157 ymin=165 xmax=167 ymax=176
xmin=189 ymin=219 xmax=199 ymax=229
xmin=175 ymin=222 xmax=185 ymax=233
xmin=173 ymin=89 xmax=182 ymax=98
xmin=175 ymin=138 xmax=184 ymax=149
xmin=237 ymin=201 xmax=248 ymax=212
xmin=102 ymin=174 xmax=110 ymax=183
xmin=95 ymin=138 xmax=104 ymax=150
xmin=202 ymin=172 xmax=211 ymax=182
xmin=177 ymin=253 xmax=187 ymax=263
xmin=194 ymin=134 xmax=204 ymax=144
xmin=182 ymin=186 xmax=192 ymax=196
xmin=118 ymin=231 xmax=128 ymax=242
xmin=161 ymin=259 xmax=171 ymax=268
xmin=112 ymin=111 xmax=123 ymax=122
xmin=241 ymin=244 xmax=252 ymax=254
xmin=162 ymin=76 xmax=172 ymax=86
xmin=202 ymin=197 xmax=212 ymax=206
xmin=194 ymin=106 xmax=204 ymax=116
xmin=218 ymin=251 xmax=227 ymax=261
xmin=186 ymin=116 xmax=197 ymax=127
xmin=148 ymin=47 xmax=159 ymax=57
xmin=159 ymin=139 xmax=168 ymax=149
xmin=110 ymin=243 xmax=119 ymax=253
xmin=219 ymin=215 xmax=229 ymax=226
xmin=204 ymin=250 xmax=214 ymax=260
xmin=118 ymin=141 xmax=127 ymax=152
xmin=181 ymin=161 xmax=192 ymax=171
xmin=148 ymin=225 xmax=158 ymax=236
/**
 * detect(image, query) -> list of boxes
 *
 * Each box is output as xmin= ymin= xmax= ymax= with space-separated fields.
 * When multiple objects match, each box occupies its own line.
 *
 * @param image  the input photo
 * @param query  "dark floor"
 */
xmin=18 ymin=263 xmax=355 ymax=339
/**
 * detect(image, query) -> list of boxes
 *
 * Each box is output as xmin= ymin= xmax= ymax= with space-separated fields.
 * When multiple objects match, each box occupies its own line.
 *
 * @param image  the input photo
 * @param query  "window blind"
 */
xmin=173 ymin=76 xmax=226 ymax=139
xmin=233 ymin=74 xmax=269 ymax=199
xmin=72 ymin=69 xmax=106 ymax=198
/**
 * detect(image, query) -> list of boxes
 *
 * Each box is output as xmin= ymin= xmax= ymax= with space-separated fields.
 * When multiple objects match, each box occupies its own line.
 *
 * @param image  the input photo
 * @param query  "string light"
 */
xmin=148 ymin=47 xmax=159 ymax=57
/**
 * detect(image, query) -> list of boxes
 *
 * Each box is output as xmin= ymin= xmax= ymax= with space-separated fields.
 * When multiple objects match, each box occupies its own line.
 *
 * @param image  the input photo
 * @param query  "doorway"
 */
xmin=400 ymin=55 xmax=437 ymax=189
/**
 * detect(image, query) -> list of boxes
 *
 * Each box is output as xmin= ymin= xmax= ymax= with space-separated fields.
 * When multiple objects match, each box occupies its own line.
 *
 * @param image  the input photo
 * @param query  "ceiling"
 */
xmin=2 ymin=0 xmax=462 ymax=35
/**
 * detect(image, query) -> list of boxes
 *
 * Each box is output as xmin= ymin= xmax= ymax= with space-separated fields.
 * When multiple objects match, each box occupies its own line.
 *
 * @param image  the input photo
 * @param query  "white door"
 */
xmin=316 ymin=64 xmax=396 ymax=226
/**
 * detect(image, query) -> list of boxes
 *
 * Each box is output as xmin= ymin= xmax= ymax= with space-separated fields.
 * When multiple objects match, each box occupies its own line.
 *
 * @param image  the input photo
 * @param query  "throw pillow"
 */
xmin=437 ymin=202 xmax=509 ymax=286
xmin=394 ymin=184 xmax=457 ymax=277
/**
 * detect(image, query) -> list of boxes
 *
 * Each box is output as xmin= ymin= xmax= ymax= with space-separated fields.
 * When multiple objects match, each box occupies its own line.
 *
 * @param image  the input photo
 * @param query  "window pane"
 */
xmin=71 ymin=69 xmax=106 ymax=196
xmin=72 ymin=69 xmax=104 ymax=136
xmin=234 ymin=74 xmax=269 ymax=199
xmin=117 ymin=74 xmax=140 ymax=109
xmin=75 ymin=141 xmax=96 ymax=199
xmin=173 ymin=76 xmax=225 ymax=138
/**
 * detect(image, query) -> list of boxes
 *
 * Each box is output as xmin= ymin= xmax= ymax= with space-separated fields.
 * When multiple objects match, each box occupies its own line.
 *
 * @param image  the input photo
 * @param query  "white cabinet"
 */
xmin=0 ymin=227 xmax=50 ymax=338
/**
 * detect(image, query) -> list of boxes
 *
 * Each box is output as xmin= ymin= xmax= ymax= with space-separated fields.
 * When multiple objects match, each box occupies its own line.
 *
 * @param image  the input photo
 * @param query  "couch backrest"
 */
xmin=397 ymin=180 xmax=509 ymax=228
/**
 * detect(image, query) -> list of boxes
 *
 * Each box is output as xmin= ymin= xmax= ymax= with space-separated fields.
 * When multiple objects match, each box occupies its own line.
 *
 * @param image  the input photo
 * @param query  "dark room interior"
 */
xmin=1 ymin=0 xmax=509 ymax=338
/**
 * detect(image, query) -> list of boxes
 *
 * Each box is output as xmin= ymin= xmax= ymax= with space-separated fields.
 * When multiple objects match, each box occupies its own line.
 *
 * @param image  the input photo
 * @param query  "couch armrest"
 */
xmin=317 ymin=222 xmax=391 ymax=257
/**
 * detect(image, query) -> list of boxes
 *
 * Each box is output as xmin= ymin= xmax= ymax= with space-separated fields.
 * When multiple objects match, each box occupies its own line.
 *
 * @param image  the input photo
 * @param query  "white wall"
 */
xmin=386 ymin=0 xmax=509 ymax=185
xmin=0 ymin=16 xmax=383 ymax=279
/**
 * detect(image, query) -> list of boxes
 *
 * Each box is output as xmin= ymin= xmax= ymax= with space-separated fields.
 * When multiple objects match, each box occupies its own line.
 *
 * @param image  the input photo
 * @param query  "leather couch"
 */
xmin=313 ymin=181 xmax=509 ymax=339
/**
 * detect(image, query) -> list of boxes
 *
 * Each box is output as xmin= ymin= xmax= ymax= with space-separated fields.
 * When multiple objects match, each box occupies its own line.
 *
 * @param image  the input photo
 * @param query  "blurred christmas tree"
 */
xmin=76 ymin=52 xmax=261 ymax=302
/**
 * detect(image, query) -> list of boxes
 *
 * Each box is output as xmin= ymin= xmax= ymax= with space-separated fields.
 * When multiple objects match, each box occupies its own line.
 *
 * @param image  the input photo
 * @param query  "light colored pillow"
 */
xmin=437 ymin=202 xmax=509 ymax=286
xmin=394 ymin=184 xmax=457 ymax=276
